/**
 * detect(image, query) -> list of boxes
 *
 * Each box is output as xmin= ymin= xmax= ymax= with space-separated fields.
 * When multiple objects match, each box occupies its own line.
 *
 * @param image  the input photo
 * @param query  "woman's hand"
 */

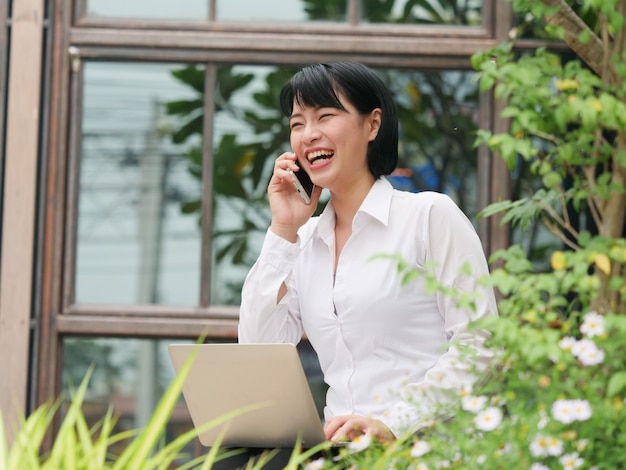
xmin=268 ymin=152 xmax=322 ymax=242
xmin=323 ymin=415 xmax=395 ymax=443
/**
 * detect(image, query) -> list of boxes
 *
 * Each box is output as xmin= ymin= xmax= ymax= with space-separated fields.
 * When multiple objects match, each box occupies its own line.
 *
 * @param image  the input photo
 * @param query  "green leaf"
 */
xmin=47 ymin=367 xmax=94 ymax=467
xmin=607 ymin=371 xmax=626 ymax=398
xmin=0 ymin=413 xmax=6 ymax=470
xmin=165 ymin=98 xmax=203 ymax=117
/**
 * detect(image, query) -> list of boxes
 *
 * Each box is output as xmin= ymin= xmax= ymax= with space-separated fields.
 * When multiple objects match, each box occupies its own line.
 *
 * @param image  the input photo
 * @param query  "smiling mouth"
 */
xmin=306 ymin=150 xmax=334 ymax=164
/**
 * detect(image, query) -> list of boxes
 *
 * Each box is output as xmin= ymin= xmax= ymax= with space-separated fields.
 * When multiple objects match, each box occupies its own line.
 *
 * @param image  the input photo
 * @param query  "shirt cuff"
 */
xmin=258 ymin=228 xmax=300 ymax=274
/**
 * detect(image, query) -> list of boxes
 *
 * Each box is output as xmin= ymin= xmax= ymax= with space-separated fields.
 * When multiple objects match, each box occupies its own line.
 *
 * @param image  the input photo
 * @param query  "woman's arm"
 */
xmin=380 ymin=194 xmax=498 ymax=438
xmin=238 ymin=229 xmax=304 ymax=344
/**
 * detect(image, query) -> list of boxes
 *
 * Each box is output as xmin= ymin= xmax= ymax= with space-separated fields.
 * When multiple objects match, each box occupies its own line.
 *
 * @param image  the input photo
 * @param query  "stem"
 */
xmin=541 ymin=214 xmax=580 ymax=251
xmin=542 ymin=195 xmax=580 ymax=241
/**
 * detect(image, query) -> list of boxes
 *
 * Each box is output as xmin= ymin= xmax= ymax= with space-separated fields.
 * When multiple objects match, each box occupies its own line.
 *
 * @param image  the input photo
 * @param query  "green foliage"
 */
xmin=0 ymin=353 xmax=283 ymax=469
xmin=473 ymin=0 xmax=626 ymax=316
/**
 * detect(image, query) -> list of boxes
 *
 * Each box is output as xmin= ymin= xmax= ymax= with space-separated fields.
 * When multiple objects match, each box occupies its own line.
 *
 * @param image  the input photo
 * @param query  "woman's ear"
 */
xmin=367 ymin=108 xmax=382 ymax=142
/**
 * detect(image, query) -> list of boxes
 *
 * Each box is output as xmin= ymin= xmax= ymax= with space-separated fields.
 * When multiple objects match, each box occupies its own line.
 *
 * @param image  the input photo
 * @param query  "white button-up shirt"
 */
xmin=238 ymin=177 xmax=498 ymax=437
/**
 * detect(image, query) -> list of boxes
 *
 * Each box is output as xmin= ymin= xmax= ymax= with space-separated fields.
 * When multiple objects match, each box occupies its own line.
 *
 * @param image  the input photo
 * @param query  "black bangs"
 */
xmin=279 ymin=64 xmax=347 ymax=116
xmin=279 ymin=61 xmax=398 ymax=178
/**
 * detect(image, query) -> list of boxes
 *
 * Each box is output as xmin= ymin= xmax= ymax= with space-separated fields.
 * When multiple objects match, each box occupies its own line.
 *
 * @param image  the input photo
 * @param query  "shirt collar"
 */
xmin=316 ymin=177 xmax=393 ymax=240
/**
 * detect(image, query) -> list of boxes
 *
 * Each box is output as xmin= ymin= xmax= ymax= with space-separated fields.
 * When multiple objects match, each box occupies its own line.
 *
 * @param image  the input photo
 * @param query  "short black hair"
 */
xmin=279 ymin=62 xmax=398 ymax=178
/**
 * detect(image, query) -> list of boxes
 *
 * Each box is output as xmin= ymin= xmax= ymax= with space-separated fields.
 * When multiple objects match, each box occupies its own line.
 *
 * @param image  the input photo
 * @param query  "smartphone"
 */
xmin=287 ymin=162 xmax=315 ymax=205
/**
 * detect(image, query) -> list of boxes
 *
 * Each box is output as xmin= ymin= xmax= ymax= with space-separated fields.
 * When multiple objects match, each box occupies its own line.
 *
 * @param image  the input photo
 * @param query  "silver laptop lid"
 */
xmin=168 ymin=343 xmax=327 ymax=448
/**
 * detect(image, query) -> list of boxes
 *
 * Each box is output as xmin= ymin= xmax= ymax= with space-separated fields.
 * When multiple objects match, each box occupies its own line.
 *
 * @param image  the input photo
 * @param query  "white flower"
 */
xmin=580 ymin=311 xmax=604 ymax=337
xmin=530 ymin=435 xmax=549 ymax=457
xmin=570 ymin=338 xmax=597 ymax=358
xmin=558 ymin=336 xmax=577 ymax=351
xmin=531 ymin=464 xmax=550 ymax=470
xmin=552 ymin=399 xmax=592 ymax=423
xmin=571 ymin=399 xmax=592 ymax=421
xmin=476 ymin=455 xmax=487 ymax=464
xmin=348 ymin=433 xmax=372 ymax=453
xmin=304 ymin=457 xmax=326 ymax=470
xmin=410 ymin=439 xmax=431 ymax=458
xmin=530 ymin=435 xmax=563 ymax=457
xmin=473 ymin=407 xmax=502 ymax=431
xmin=547 ymin=436 xmax=565 ymax=456
xmin=577 ymin=344 xmax=605 ymax=366
xmin=566 ymin=336 xmax=605 ymax=366
xmin=552 ymin=399 xmax=576 ymax=424
xmin=559 ymin=452 xmax=584 ymax=469
xmin=575 ymin=439 xmax=589 ymax=452
xmin=462 ymin=395 xmax=488 ymax=413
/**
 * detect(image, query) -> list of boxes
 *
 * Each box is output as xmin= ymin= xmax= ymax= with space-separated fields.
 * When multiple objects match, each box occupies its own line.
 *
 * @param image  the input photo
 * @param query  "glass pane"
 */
xmin=216 ymin=0 xmax=347 ymax=22
xmin=165 ymin=65 xmax=298 ymax=305
xmin=60 ymin=337 xmax=325 ymax=460
xmin=362 ymin=0 xmax=483 ymax=25
xmin=386 ymin=69 xmax=480 ymax=219
xmin=85 ymin=0 xmax=208 ymax=20
xmin=75 ymin=62 xmax=203 ymax=306
xmin=61 ymin=337 xmax=196 ymax=460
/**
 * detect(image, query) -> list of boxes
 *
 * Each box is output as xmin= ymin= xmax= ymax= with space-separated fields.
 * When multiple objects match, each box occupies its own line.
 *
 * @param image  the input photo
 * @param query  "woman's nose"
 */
xmin=302 ymin=123 xmax=321 ymax=143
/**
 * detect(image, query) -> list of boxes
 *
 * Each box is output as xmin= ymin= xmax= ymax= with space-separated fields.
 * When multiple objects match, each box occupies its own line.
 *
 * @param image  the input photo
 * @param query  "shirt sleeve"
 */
xmin=380 ymin=194 xmax=498 ymax=438
xmin=237 ymin=228 xmax=304 ymax=344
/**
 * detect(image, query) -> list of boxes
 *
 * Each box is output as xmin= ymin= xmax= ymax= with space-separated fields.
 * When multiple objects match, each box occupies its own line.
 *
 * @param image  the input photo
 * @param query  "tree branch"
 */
xmin=539 ymin=0 xmax=604 ymax=77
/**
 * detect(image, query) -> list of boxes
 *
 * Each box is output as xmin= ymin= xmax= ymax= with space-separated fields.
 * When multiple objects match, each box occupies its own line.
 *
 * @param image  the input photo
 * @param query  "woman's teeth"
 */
xmin=307 ymin=150 xmax=334 ymax=163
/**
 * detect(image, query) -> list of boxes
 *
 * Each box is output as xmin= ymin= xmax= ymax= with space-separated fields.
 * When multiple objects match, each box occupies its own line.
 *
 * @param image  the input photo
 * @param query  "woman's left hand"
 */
xmin=323 ymin=415 xmax=395 ymax=443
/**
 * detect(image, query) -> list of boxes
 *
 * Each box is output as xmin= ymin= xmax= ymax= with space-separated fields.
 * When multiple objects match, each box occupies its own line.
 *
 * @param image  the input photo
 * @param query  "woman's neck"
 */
xmin=331 ymin=175 xmax=376 ymax=229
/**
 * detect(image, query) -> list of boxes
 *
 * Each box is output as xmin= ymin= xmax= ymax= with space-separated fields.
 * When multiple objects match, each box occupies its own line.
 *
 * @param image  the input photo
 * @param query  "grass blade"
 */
xmin=113 ymin=344 xmax=201 ymax=469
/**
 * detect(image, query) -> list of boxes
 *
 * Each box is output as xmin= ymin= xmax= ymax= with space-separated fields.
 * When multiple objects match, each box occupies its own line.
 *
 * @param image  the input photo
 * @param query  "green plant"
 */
xmin=0 ymin=349 xmax=321 ymax=469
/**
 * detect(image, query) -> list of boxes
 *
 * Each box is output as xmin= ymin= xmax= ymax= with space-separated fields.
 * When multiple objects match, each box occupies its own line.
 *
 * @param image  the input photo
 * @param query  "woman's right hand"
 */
xmin=268 ymin=152 xmax=322 ymax=242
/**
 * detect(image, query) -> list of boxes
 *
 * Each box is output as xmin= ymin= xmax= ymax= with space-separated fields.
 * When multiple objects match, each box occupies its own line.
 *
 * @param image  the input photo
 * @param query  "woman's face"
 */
xmin=288 ymin=94 xmax=381 ymax=193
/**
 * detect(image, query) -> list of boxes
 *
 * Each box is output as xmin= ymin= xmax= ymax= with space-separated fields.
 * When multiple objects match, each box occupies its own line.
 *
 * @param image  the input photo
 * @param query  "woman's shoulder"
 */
xmin=392 ymin=188 xmax=458 ymax=211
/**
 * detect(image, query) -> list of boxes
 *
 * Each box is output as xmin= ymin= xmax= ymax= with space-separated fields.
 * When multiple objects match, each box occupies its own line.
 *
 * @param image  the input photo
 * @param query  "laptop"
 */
xmin=168 ymin=343 xmax=328 ymax=449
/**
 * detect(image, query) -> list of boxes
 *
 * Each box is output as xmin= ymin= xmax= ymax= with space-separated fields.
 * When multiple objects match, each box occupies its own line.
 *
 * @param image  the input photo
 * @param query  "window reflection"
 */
xmin=165 ymin=65 xmax=299 ymax=305
xmin=216 ymin=0 xmax=347 ymax=22
xmin=75 ymin=62 xmax=202 ymax=306
xmin=361 ymin=0 xmax=482 ymax=25
xmin=61 ymin=338 xmax=194 ymax=457
xmin=387 ymin=70 xmax=479 ymax=218
xmin=83 ymin=0 xmax=484 ymax=24
xmin=86 ymin=0 xmax=208 ymax=20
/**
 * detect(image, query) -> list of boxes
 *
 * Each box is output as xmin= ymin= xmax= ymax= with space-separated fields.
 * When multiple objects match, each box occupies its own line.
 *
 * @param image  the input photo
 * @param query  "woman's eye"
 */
xmin=290 ymin=122 xmax=303 ymax=129
xmin=320 ymin=113 xmax=333 ymax=120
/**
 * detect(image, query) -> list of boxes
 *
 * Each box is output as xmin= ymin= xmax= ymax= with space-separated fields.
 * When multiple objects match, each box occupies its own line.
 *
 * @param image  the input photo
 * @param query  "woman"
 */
xmin=238 ymin=61 xmax=498 ymax=443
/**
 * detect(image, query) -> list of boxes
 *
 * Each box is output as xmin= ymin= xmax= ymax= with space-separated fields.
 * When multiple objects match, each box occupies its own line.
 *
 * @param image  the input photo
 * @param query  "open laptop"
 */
xmin=168 ymin=343 xmax=328 ymax=449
